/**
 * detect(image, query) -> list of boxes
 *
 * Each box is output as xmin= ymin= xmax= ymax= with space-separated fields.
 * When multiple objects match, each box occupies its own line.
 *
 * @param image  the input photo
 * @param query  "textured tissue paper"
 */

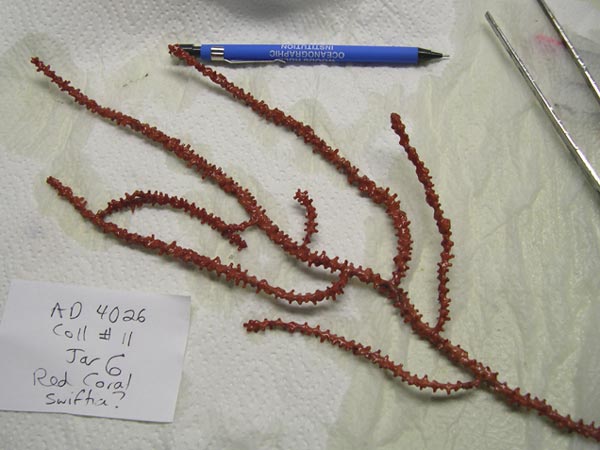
xmin=1 ymin=0 xmax=600 ymax=449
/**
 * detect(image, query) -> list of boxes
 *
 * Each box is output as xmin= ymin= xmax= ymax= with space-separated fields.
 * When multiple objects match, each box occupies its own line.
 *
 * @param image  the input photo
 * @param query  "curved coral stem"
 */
xmin=97 ymin=189 xmax=250 ymax=250
xmin=293 ymin=189 xmax=318 ymax=247
xmin=245 ymin=318 xmax=479 ymax=394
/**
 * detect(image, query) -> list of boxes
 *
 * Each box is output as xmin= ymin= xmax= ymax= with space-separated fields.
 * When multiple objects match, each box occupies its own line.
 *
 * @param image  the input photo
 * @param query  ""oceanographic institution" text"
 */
xmin=269 ymin=44 xmax=345 ymax=61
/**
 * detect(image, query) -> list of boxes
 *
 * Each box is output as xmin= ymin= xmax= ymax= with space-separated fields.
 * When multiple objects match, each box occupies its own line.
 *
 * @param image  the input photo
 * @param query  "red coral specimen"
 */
xmin=32 ymin=49 xmax=600 ymax=442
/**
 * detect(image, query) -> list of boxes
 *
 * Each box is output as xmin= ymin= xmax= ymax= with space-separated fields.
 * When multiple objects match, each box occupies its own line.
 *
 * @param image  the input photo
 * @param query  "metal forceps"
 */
xmin=485 ymin=1 xmax=600 ymax=196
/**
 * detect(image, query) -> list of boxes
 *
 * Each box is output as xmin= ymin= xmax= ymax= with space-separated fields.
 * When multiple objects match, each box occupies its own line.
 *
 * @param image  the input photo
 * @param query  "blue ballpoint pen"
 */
xmin=178 ymin=43 xmax=448 ymax=65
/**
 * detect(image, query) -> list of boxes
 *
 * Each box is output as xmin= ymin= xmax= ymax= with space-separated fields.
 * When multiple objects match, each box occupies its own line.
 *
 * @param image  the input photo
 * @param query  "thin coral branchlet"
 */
xmin=30 ymin=47 xmax=600 ymax=442
xmin=244 ymin=318 xmax=480 ymax=394
xmin=293 ymin=189 xmax=319 ymax=247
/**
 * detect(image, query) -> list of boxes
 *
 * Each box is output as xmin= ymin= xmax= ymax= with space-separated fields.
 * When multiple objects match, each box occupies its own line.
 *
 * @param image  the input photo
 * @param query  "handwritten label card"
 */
xmin=0 ymin=279 xmax=190 ymax=422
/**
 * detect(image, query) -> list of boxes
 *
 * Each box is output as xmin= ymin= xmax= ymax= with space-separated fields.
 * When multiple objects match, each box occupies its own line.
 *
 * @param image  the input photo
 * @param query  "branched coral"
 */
xmin=31 ymin=46 xmax=600 ymax=441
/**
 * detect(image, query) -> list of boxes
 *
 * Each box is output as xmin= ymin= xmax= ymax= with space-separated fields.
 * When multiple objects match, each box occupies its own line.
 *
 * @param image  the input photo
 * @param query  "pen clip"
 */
xmin=210 ymin=46 xmax=285 ymax=65
xmin=223 ymin=58 xmax=287 ymax=65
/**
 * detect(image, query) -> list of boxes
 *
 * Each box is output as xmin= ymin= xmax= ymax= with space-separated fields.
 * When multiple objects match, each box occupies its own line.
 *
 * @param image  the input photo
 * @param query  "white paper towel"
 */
xmin=1 ymin=0 xmax=600 ymax=449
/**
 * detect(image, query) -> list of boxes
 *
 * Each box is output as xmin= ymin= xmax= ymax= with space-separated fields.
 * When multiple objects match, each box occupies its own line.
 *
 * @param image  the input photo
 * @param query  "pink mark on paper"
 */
xmin=535 ymin=33 xmax=564 ymax=49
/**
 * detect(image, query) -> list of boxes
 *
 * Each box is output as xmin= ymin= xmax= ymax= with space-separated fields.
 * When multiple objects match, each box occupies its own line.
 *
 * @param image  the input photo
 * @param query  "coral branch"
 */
xmin=293 ymin=189 xmax=318 ymax=246
xmin=390 ymin=113 xmax=454 ymax=333
xmin=245 ymin=318 xmax=479 ymax=394
xmin=97 ymin=189 xmax=250 ymax=250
